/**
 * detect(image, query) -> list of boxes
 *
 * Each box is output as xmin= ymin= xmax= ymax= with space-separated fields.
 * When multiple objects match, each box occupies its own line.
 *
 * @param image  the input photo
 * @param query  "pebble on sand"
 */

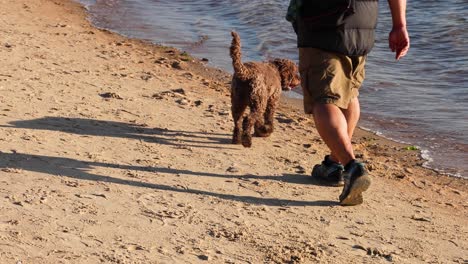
xmin=100 ymin=92 xmax=123 ymax=100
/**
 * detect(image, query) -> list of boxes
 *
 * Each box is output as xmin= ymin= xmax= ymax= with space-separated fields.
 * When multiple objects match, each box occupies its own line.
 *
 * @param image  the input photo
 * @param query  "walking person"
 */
xmin=286 ymin=0 xmax=410 ymax=205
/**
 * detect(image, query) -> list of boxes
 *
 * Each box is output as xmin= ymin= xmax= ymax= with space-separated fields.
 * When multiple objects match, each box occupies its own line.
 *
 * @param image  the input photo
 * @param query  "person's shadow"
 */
xmin=2 ymin=117 xmax=234 ymax=150
xmin=0 ymin=151 xmax=338 ymax=207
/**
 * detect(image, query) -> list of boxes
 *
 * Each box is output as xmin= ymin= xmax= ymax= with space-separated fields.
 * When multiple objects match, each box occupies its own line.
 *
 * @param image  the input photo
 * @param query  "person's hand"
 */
xmin=389 ymin=26 xmax=410 ymax=60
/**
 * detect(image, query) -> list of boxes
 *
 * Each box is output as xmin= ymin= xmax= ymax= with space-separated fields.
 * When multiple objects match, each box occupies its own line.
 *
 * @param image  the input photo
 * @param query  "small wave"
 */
xmin=421 ymin=149 xmax=464 ymax=178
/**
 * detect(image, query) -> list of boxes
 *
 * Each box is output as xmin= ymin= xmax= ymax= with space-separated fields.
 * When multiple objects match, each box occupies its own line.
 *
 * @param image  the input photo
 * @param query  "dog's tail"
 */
xmin=230 ymin=31 xmax=250 ymax=79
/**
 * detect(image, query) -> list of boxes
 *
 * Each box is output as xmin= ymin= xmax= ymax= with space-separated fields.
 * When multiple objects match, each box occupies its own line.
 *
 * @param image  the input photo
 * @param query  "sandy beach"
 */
xmin=0 ymin=0 xmax=467 ymax=263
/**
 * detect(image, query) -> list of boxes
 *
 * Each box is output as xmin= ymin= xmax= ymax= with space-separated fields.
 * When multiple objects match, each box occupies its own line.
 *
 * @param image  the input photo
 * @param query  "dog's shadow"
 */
xmin=2 ymin=117 xmax=233 ymax=149
xmin=0 ymin=152 xmax=338 ymax=207
xmin=2 ymin=117 xmax=337 ymax=206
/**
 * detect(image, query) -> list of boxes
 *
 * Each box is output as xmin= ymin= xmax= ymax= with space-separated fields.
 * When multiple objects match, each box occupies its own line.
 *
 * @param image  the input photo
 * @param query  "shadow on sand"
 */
xmin=1 ymin=116 xmax=337 ymax=206
xmin=0 ymin=151 xmax=338 ymax=207
xmin=3 ymin=116 xmax=234 ymax=149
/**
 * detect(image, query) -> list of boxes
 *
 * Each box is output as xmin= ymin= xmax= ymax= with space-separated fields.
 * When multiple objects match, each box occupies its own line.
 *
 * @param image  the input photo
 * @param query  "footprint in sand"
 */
xmin=136 ymin=193 xmax=194 ymax=224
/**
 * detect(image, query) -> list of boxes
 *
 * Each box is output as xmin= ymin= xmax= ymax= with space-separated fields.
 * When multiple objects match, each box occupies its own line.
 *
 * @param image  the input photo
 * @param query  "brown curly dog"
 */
xmin=229 ymin=31 xmax=300 ymax=147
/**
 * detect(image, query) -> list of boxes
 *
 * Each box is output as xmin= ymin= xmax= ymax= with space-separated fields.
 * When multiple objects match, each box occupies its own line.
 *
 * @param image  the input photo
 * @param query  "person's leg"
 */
xmin=312 ymin=103 xmax=355 ymax=166
xmin=329 ymin=97 xmax=360 ymax=162
xmin=342 ymin=96 xmax=361 ymax=138
xmin=336 ymin=99 xmax=370 ymax=206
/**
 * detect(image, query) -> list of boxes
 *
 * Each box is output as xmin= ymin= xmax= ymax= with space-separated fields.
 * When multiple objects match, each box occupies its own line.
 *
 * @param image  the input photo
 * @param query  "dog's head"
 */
xmin=271 ymin=58 xmax=300 ymax=91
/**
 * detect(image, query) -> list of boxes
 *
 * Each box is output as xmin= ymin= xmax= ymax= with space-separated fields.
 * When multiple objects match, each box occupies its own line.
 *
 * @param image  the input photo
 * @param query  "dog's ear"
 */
xmin=272 ymin=59 xmax=294 ymax=89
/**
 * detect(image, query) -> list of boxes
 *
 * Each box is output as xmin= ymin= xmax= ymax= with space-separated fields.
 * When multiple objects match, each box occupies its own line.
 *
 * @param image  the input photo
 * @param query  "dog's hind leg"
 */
xmin=255 ymin=94 xmax=279 ymax=137
xmin=241 ymin=115 xmax=253 ymax=147
xmin=241 ymin=108 xmax=261 ymax=148
xmin=262 ymin=96 xmax=280 ymax=137
xmin=232 ymin=102 xmax=247 ymax=144
xmin=253 ymin=112 xmax=267 ymax=137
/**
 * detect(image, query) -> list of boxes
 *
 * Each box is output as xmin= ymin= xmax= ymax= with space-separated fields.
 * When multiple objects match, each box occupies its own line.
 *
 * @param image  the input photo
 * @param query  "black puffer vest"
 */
xmin=295 ymin=0 xmax=379 ymax=56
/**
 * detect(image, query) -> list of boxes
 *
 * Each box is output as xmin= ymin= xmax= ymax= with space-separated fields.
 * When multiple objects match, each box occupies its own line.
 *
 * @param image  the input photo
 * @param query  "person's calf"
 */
xmin=312 ymin=103 xmax=355 ymax=164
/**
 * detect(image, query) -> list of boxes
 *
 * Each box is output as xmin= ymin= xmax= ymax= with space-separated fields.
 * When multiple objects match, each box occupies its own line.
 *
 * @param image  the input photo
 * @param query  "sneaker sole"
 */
xmin=340 ymin=175 xmax=371 ymax=206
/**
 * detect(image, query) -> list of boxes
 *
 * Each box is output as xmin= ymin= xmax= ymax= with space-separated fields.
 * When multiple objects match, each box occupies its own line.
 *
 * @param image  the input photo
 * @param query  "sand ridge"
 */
xmin=0 ymin=0 xmax=466 ymax=263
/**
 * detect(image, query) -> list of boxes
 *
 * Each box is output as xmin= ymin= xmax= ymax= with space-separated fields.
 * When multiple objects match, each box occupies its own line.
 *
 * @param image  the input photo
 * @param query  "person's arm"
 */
xmin=388 ymin=0 xmax=410 ymax=60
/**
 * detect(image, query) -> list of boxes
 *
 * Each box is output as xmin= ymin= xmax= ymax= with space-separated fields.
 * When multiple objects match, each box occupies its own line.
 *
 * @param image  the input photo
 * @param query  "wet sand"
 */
xmin=0 ymin=0 xmax=466 ymax=263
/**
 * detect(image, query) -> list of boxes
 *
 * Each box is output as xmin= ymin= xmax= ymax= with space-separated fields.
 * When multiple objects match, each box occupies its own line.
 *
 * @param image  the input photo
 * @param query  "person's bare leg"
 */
xmin=313 ymin=103 xmax=355 ymax=165
xmin=329 ymin=97 xmax=360 ymax=163
xmin=342 ymin=97 xmax=360 ymax=138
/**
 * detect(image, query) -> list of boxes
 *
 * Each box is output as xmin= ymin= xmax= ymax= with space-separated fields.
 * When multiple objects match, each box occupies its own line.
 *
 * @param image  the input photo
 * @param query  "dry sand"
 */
xmin=0 ymin=0 xmax=466 ymax=263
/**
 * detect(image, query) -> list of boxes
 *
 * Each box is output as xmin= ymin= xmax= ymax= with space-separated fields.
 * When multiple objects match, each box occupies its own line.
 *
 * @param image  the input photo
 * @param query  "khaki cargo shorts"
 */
xmin=299 ymin=47 xmax=366 ymax=113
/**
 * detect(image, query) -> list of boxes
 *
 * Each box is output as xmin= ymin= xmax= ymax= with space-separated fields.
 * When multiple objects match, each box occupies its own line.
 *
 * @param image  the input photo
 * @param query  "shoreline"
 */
xmin=0 ymin=0 xmax=466 ymax=262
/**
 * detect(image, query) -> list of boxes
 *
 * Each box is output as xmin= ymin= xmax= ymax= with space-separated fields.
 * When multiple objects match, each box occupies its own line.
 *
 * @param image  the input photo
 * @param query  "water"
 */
xmin=77 ymin=0 xmax=468 ymax=178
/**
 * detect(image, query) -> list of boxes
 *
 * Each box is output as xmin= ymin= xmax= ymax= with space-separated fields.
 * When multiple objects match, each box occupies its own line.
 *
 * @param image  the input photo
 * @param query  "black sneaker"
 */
xmin=339 ymin=160 xmax=371 ymax=206
xmin=311 ymin=155 xmax=344 ymax=187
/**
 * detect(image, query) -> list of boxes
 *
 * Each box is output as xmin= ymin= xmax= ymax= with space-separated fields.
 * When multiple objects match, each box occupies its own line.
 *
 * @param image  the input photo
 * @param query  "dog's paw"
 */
xmin=241 ymin=136 xmax=252 ymax=148
xmin=254 ymin=125 xmax=272 ymax=137
xmin=232 ymin=133 xmax=242 ymax=144
xmin=242 ymin=141 xmax=252 ymax=148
